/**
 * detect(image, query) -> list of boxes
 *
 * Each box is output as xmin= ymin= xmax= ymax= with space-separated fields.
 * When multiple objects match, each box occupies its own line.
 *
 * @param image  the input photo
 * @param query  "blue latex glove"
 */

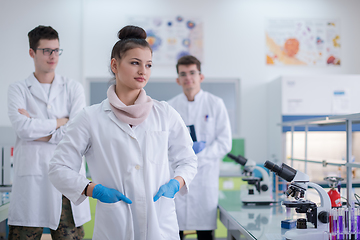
xmin=153 ymin=179 xmax=180 ymax=202
xmin=193 ymin=141 xmax=206 ymax=154
xmin=92 ymin=184 xmax=132 ymax=204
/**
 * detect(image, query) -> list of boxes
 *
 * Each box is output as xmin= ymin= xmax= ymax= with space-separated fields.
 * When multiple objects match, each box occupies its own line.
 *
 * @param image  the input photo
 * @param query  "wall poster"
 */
xmin=128 ymin=16 xmax=203 ymax=66
xmin=266 ymin=19 xmax=341 ymax=66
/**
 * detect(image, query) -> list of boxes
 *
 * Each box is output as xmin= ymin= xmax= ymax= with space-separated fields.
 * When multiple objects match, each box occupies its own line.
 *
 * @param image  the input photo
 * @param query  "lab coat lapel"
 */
xmin=103 ymin=100 xmax=136 ymax=138
xmin=48 ymin=75 xmax=64 ymax=103
xmin=26 ymin=74 xmax=48 ymax=103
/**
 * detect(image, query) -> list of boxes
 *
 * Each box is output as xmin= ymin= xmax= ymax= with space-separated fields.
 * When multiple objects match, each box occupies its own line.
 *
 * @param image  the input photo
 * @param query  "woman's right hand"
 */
xmin=92 ymin=184 xmax=132 ymax=204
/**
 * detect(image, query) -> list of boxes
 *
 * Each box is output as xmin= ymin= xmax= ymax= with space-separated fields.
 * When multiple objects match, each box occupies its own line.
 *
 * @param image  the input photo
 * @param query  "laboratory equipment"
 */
xmin=356 ymin=208 xmax=360 ymax=240
xmin=329 ymin=207 xmax=359 ymax=240
xmin=264 ymin=160 xmax=331 ymax=240
xmin=281 ymin=219 xmax=297 ymax=229
xmin=1 ymin=146 xmax=13 ymax=186
xmin=324 ymin=176 xmax=343 ymax=208
xmin=227 ymin=153 xmax=273 ymax=205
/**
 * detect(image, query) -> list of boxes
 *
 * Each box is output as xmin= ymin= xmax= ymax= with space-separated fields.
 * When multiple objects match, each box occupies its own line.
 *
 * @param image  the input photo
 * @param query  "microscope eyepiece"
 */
xmin=264 ymin=160 xmax=297 ymax=182
xmin=264 ymin=161 xmax=281 ymax=173
xmin=227 ymin=153 xmax=247 ymax=166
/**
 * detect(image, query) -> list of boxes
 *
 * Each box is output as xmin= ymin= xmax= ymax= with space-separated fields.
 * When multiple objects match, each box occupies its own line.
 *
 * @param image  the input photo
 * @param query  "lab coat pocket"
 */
xmin=205 ymin=116 xmax=215 ymax=124
xmin=16 ymin=145 xmax=43 ymax=176
xmin=156 ymin=197 xmax=179 ymax=239
xmin=93 ymin=200 xmax=134 ymax=240
xmin=199 ymin=117 xmax=215 ymax=142
xmin=146 ymin=131 xmax=168 ymax=165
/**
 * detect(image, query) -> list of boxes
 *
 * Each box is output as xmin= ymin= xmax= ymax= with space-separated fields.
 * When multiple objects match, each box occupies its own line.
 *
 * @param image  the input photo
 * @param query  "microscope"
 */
xmin=227 ymin=153 xmax=273 ymax=205
xmin=264 ymin=161 xmax=331 ymax=240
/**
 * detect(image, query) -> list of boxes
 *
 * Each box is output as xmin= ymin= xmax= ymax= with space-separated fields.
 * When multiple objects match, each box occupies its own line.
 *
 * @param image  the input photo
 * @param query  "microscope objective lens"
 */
xmin=300 ymin=191 xmax=305 ymax=198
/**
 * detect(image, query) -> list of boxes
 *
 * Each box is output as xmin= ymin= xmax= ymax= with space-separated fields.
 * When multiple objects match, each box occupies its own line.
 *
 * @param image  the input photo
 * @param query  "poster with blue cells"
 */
xmin=128 ymin=16 xmax=203 ymax=65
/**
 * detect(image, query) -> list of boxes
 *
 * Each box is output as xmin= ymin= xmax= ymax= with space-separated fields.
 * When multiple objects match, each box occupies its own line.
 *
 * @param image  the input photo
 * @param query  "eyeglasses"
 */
xmin=36 ymin=48 xmax=63 ymax=56
xmin=178 ymin=70 xmax=200 ymax=78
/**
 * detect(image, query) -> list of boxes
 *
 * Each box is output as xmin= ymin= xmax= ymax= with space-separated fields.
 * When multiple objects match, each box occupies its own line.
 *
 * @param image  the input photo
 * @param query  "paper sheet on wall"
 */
xmin=128 ymin=16 xmax=203 ymax=65
xmin=331 ymin=89 xmax=350 ymax=114
xmin=286 ymin=99 xmax=303 ymax=113
xmin=266 ymin=19 xmax=341 ymax=66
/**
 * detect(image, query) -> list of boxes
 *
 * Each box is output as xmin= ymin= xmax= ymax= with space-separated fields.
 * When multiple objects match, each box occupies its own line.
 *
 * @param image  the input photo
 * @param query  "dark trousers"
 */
xmin=179 ymin=230 xmax=214 ymax=240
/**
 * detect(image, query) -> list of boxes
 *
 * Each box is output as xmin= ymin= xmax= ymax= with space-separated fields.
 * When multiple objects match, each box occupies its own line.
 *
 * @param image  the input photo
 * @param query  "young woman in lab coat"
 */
xmin=49 ymin=25 xmax=198 ymax=240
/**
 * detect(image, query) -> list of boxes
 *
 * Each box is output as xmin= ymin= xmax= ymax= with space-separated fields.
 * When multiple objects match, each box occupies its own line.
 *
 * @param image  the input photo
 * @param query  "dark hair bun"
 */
xmin=118 ymin=25 xmax=147 ymax=40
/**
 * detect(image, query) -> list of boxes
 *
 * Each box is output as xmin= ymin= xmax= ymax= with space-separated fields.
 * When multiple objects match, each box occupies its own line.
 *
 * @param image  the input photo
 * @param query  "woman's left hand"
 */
xmin=18 ymin=108 xmax=30 ymax=118
xmin=153 ymin=179 xmax=180 ymax=202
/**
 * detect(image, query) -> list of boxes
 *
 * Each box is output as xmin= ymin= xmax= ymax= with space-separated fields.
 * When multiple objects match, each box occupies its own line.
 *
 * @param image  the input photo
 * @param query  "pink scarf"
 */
xmin=107 ymin=85 xmax=153 ymax=126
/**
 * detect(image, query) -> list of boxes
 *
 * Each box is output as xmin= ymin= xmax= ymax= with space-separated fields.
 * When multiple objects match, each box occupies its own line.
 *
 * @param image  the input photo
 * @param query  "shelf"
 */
xmin=0 ymin=186 xmax=11 ymax=192
xmin=346 ymin=162 xmax=360 ymax=168
xmin=282 ymin=112 xmax=360 ymax=207
xmin=287 ymin=157 xmax=344 ymax=167
xmin=280 ymin=113 xmax=360 ymax=127
xmin=288 ymin=157 xmax=360 ymax=169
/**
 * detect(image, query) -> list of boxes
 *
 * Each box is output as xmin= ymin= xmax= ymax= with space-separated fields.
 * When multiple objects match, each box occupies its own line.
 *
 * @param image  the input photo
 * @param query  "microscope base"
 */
xmin=242 ymin=201 xmax=274 ymax=205
xmin=284 ymin=228 xmax=329 ymax=240
xmin=241 ymin=194 xmax=274 ymax=205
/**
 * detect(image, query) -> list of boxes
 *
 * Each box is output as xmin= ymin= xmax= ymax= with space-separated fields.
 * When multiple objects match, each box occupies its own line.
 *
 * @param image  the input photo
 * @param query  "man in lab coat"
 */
xmin=168 ymin=55 xmax=232 ymax=240
xmin=7 ymin=25 xmax=90 ymax=239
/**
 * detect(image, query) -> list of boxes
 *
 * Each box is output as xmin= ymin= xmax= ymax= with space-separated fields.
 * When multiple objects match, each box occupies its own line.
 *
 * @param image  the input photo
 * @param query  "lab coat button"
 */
xmin=47 ymin=105 xmax=51 ymax=109
xmin=135 ymin=165 xmax=140 ymax=170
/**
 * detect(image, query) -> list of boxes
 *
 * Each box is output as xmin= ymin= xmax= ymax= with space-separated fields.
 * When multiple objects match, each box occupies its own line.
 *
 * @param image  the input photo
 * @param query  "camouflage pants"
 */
xmin=8 ymin=196 xmax=84 ymax=240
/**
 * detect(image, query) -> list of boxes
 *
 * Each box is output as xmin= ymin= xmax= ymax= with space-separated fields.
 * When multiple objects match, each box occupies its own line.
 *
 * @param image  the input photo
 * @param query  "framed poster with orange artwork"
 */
xmin=266 ymin=19 xmax=340 ymax=66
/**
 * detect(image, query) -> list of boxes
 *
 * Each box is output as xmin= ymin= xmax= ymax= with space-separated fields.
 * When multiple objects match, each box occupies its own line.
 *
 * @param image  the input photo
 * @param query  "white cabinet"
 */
xmin=267 ymin=75 xmax=360 ymax=166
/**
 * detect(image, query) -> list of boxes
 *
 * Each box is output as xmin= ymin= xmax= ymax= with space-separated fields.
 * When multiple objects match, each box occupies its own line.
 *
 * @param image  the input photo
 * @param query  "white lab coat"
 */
xmin=49 ymin=98 xmax=198 ymax=240
xmin=7 ymin=74 xmax=91 ymax=229
xmin=168 ymin=90 xmax=232 ymax=230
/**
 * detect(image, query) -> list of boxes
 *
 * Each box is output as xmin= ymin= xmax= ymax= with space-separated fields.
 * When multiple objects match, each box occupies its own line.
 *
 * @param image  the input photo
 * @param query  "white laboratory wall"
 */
xmin=0 ymin=0 xmax=83 ymax=124
xmin=1 ymin=0 xmax=360 ymax=163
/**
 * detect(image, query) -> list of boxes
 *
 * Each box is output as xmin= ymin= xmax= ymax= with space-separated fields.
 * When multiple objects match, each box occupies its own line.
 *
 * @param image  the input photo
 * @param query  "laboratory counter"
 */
xmin=0 ymin=202 xmax=9 ymax=224
xmin=218 ymin=190 xmax=293 ymax=240
xmin=0 ymin=193 xmax=10 ymax=223
xmin=0 ymin=188 xmax=11 ymax=224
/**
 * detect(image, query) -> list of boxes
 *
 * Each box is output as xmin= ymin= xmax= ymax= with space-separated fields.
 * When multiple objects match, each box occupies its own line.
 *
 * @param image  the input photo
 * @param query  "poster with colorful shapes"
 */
xmin=266 ymin=19 xmax=340 ymax=66
xmin=128 ymin=16 xmax=203 ymax=65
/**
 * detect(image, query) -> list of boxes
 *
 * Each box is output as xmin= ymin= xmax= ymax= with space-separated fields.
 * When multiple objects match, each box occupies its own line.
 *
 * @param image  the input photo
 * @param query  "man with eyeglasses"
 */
xmin=168 ymin=55 xmax=232 ymax=240
xmin=7 ymin=25 xmax=90 ymax=240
